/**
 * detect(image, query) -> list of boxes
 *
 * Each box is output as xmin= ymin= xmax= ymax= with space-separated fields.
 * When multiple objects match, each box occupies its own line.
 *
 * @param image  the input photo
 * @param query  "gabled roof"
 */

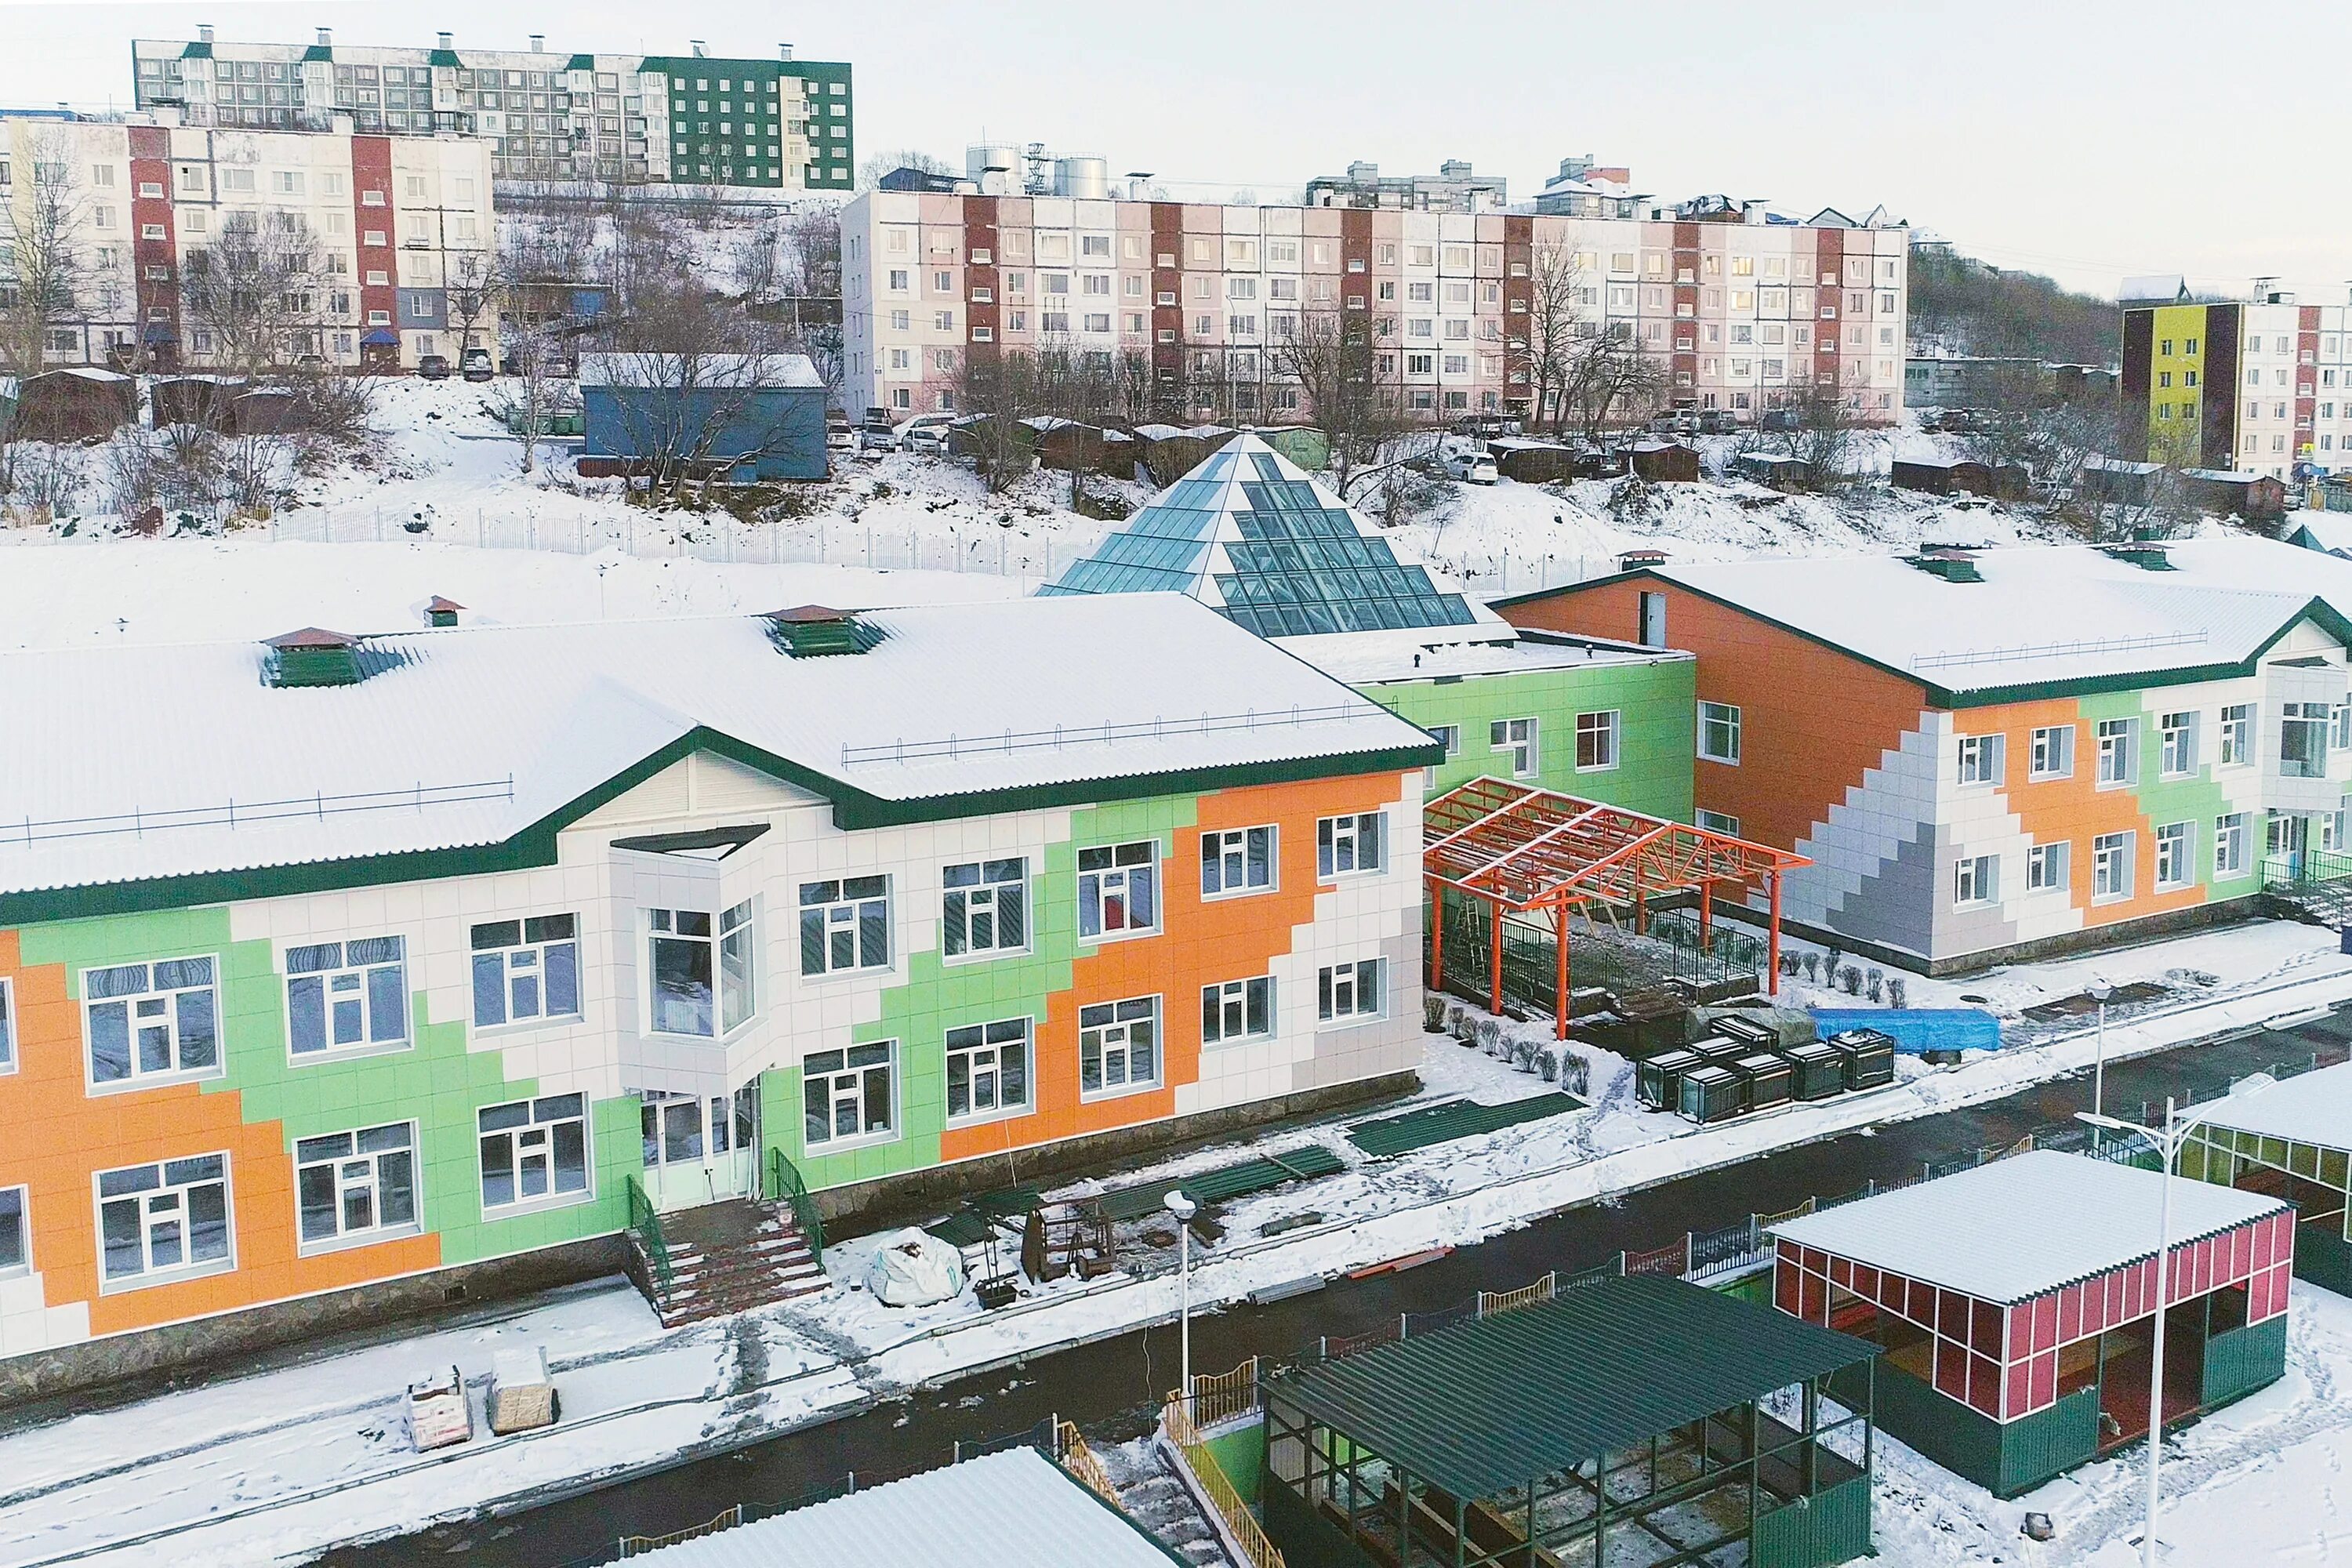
xmin=0 ymin=597 xmax=1436 ymax=921
xmin=1771 ymin=1150 xmax=2288 ymax=1304
xmin=1041 ymin=434 xmax=1507 ymax=645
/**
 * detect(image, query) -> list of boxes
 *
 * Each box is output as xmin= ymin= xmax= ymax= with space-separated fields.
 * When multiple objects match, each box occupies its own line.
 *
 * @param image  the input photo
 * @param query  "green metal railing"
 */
xmin=2263 ymin=847 xmax=2352 ymax=893
xmin=768 ymin=1147 xmax=826 ymax=1258
xmin=624 ymin=1174 xmax=673 ymax=1294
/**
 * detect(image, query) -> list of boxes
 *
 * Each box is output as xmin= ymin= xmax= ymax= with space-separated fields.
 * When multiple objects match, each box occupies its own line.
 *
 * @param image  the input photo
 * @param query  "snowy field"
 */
xmin=2 ymin=920 xmax=2347 ymax=1568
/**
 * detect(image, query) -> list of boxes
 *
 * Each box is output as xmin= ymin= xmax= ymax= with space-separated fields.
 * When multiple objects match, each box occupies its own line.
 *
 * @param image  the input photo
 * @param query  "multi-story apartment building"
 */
xmin=129 ymin=27 xmax=851 ymax=196
xmin=1 ymin=110 xmax=494 ymax=370
xmin=0 ymin=596 xmax=1434 ymax=1388
xmin=1501 ymin=538 xmax=2352 ymax=972
xmin=841 ymin=191 xmax=1907 ymax=427
xmin=2122 ymin=288 xmax=2352 ymax=480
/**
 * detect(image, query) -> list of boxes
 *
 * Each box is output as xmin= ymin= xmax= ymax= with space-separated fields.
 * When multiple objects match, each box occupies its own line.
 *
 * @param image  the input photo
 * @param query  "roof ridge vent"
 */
xmin=2100 ymin=540 xmax=2175 ymax=571
xmin=1908 ymin=547 xmax=1982 ymax=583
xmin=426 ymin=596 xmax=465 ymax=626
xmin=763 ymin=605 xmax=884 ymax=658
xmin=263 ymin=627 xmax=364 ymax=687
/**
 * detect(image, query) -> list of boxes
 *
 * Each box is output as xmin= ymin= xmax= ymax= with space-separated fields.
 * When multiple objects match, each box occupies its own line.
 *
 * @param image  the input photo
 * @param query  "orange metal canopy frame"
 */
xmin=1421 ymin=777 xmax=1813 ymax=1036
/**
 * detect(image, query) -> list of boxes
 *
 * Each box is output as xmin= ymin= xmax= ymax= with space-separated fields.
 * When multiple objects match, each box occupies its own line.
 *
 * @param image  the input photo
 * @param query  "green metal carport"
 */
xmin=1261 ymin=1274 xmax=1878 ymax=1568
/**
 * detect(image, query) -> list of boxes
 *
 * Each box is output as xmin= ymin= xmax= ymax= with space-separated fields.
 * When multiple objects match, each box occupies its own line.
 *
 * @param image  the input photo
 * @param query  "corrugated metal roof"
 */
xmin=0 ymin=595 xmax=1433 ymax=900
xmin=2192 ymin=1062 xmax=2352 ymax=1154
xmin=618 ymin=1447 xmax=1181 ymax=1567
xmin=1770 ymin=1150 xmax=2290 ymax=1304
xmin=1267 ymin=1275 xmax=1873 ymax=1500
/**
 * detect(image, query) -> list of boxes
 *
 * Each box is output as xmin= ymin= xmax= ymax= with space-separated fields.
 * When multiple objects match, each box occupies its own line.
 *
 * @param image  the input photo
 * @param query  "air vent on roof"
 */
xmin=2101 ymin=542 xmax=2175 ymax=571
xmin=763 ymin=605 xmax=884 ymax=658
xmin=263 ymin=628 xmax=364 ymax=687
xmin=426 ymin=596 xmax=465 ymax=627
xmin=1909 ymin=549 xmax=1982 ymax=583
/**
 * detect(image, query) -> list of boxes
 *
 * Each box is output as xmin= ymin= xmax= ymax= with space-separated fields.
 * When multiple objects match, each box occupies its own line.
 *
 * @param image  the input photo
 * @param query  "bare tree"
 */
xmin=498 ymin=327 xmax=568 ymax=475
xmin=952 ymin=346 xmax=1055 ymax=493
xmin=180 ymin=209 xmax=330 ymax=376
xmin=1962 ymin=361 xmax=2117 ymax=506
xmin=1561 ymin=328 xmax=1668 ymax=447
xmin=1524 ymin=238 xmax=1591 ymax=437
xmin=443 ymin=247 xmax=503 ymax=361
xmin=1268 ymin=310 xmax=1421 ymax=500
xmin=0 ymin=132 xmax=90 ymax=375
xmin=855 ymin=148 xmax=953 ymax=193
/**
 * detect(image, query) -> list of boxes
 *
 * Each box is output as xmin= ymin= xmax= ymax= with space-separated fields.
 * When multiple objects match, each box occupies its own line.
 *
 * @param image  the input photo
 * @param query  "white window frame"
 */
xmin=2154 ymin=821 xmax=2194 ymax=890
xmin=1698 ymin=702 xmax=1741 ymax=765
xmin=1491 ymin=717 xmax=1537 ymax=777
xmin=803 ymin=1041 xmax=898 ymax=1149
xmin=95 ymin=1153 xmax=234 ymax=1291
xmin=1694 ymin=808 xmax=1741 ymax=837
xmin=1574 ymin=710 xmax=1621 ymax=772
xmin=2095 ymin=718 xmax=2138 ymax=789
xmin=294 ymin=1120 xmax=420 ymax=1254
xmin=1318 ymin=812 xmax=1386 ymax=879
xmin=2282 ymin=702 xmax=2332 ymax=779
xmin=1422 ymin=724 xmax=1462 ymax=789
xmin=1953 ymin=853 xmax=1999 ymax=908
xmin=800 ymin=877 xmax=887 ymax=977
xmin=2158 ymin=713 xmax=2198 ymax=779
xmin=1202 ymin=976 xmax=1275 ymax=1047
xmin=942 ymin=858 xmax=1028 ymax=961
xmin=0 ymin=975 xmax=16 ymax=1076
xmin=1200 ymin=826 xmax=1277 ymax=898
xmin=1078 ymin=841 xmax=1160 ymax=940
xmin=285 ymin=937 xmax=408 ymax=1061
xmin=944 ymin=1019 xmax=1030 ymax=1125
xmin=1080 ymin=996 xmax=1160 ymax=1099
xmin=84 ymin=956 xmax=222 ymax=1089
xmin=0 ymin=1185 xmax=27 ymax=1279
xmin=477 ymin=1094 xmax=592 ymax=1214
xmin=2026 ymin=841 xmax=2070 ymax=893
xmin=2219 ymin=704 xmax=2253 ymax=767
xmin=1955 ymin=734 xmax=2004 ymax=787
xmin=2027 ymin=724 xmax=2074 ymax=782
xmin=470 ymin=915 xmax=581 ymax=1029
xmin=2215 ymin=812 xmax=2250 ymax=879
xmin=2092 ymin=831 xmax=2135 ymax=903
xmin=1318 ymin=958 xmax=1387 ymax=1026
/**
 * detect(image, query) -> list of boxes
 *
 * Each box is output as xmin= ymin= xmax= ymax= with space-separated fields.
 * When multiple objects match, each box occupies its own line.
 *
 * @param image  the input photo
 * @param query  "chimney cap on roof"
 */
xmin=265 ymin=626 xmax=358 ymax=650
xmin=317 ymin=27 xmax=332 ymax=45
xmin=198 ymin=24 xmax=216 ymax=44
xmin=767 ymin=604 xmax=849 ymax=623
xmin=426 ymin=596 xmax=466 ymax=612
xmin=691 ymin=38 xmax=708 ymax=56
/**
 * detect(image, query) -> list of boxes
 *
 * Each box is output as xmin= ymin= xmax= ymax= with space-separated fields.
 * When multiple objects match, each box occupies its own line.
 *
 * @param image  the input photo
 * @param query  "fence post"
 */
xmin=375 ymin=506 xmax=383 ymax=542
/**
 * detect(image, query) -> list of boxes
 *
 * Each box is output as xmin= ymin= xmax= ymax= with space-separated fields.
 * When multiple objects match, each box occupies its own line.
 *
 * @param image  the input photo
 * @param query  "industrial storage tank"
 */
xmin=966 ymin=143 xmax=1022 ymax=194
xmin=1052 ymin=155 xmax=1110 ymax=200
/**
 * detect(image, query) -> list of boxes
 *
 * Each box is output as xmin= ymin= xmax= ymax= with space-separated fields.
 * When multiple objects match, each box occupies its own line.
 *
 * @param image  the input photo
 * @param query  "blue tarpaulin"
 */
xmin=1809 ymin=1007 xmax=2002 ymax=1054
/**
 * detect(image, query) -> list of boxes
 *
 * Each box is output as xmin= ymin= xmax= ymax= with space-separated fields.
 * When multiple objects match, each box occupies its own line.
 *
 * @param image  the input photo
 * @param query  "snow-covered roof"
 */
xmin=577 ymin=352 xmax=822 ymax=390
xmin=2119 ymin=274 xmax=2190 ymax=303
xmin=1610 ymin=537 xmax=2352 ymax=698
xmin=2182 ymin=467 xmax=2270 ymax=485
xmin=612 ymin=1447 xmax=1178 ymax=1567
xmin=1770 ymin=1151 xmax=2288 ymax=1304
xmin=2293 ymin=514 xmax=2352 ymax=556
xmin=1307 ymin=628 xmax=1688 ymax=684
xmin=2193 ymin=1062 xmax=2352 ymax=1152
xmin=1043 ymin=434 xmax=1512 ymax=645
xmin=0 ymin=595 xmax=1432 ymax=905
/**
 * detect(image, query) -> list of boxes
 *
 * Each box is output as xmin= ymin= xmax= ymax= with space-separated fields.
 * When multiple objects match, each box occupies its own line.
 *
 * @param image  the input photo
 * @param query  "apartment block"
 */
xmin=0 ymin=111 xmax=494 ymax=370
xmin=842 ymin=191 xmax=1907 ymax=426
xmin=129 ymin=27 xmax=851 ymax=195
xmin=2122 ymin=289 xmax=2352 ymax=480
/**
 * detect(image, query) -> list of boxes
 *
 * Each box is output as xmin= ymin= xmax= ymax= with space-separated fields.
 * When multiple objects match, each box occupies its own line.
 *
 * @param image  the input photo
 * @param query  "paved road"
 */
xmin=325 ymin=1014 xmax=2343 ymax=1567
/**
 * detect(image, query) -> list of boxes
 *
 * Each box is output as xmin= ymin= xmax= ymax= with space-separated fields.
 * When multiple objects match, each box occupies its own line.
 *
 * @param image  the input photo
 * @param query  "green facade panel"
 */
xmin=2077 ymin=688 xmax=2248 ymax=901
xmin=1203 ymin=1421 xmax=1267 ymax=1507
xmin=1752 ymin=1472 xmax=1872 ymax=1568
xmin=1836 ymin=1362 xmax=2096 ymax=1498
xmin=2298 ymin=1224 xmax=2352 ymax=1297
xmin=2201 ymin=1316 xmax=2288 ymax=1407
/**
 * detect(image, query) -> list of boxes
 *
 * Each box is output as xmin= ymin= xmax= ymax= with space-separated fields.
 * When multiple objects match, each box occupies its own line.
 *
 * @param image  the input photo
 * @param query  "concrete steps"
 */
xmin=625 ymin=1196 xmax=828 ymax=1328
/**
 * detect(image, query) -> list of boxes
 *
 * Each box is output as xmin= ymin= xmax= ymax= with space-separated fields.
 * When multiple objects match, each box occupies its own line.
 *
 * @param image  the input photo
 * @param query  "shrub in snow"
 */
xmin=1448 ymin=1004 xmax=1472 ymax=1041
xmin=1865 ymin=968 xmax=1883 ymax=1003
xmin=1887 ymin=977 xmax=1907 ymax=1008
xmin=1534 ymin=1045 xmax=1559 ymax=1082
xmin=1476 ymin=1017 xmax=1506 ymax=1057
xmin=1422 ymin=995 xmax=1448 ymax=1033
xmin=1839 ymin=964 xmax=1864 ymax=995
xmin=1510 ymin=1038 xmax=1539 ymax=1073
xmin=1801 ymin=953 xmax=1820 ymax=983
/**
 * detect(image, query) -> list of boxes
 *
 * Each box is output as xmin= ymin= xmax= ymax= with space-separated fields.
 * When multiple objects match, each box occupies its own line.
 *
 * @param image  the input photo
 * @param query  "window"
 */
xmin=2092 ymin=832 xmax=2134 ymax=902
xmin=2159 ymin=713 xmax=2198 ymax=778
xmin=2027 ymin=842 xmax=2069 ymax=892
xmin=295 ymin=1122 xmax=418 ymax=1250
xmin=1698 ymin=702 xmax=1741 ymax=764
xmin=2282 ymin=702 xmax=2331 ymax=778
xmin=2215 ymin=813 xmax=2250 ymax=878
xmin=1318 ymin=813 xmax=1385 ymax=878
xmin=85 ymin=957 xmax=220 ymax=1085
xmin=803 ymin=1042 xmax=896 ymax=1148
xmin=2028 ymin=725 xmax=2074 ymax=781
xmin=1318 ymin=958 xmax=1385 ymax=1024
xmin=1201 ymin=826 xmax=1276 ymax=896
xmin=1690 ymin=809 xmax=1740 ymax=837
xmin=2337 ymin=700 xmax=2352 ymax=753
xmin=945 ymin=1020 xmax=1029 ymax=1122
xmin=1078 ymin=842 xmax=1159 ymax=938
xmin=1575 ymin=710 xmax=1621 ymax=771
xmin=0 ymin=1186 xmax=22 ymax=1276
xmin=477 ymin=1094 xmax=589 ymax=1210
xmin=2155 ymin=822 xmax=2194 ymax=889
xmin=0 ymin=975 xmax=11 ymax=1073
xmin=800 ymin=878 xmax=887 ymax=975
xmin=96 ymin=1155 xmax=231 ymax=1287
xmin=2095 ymin=718 xmax=2138 ymax=788
xmin=942 ymin=859 xmax=1026 ymax=959
xmin=1201 ymin=977 xmax=1274 ymax=1046
xmin=1080 ymin=997 xmax=1159 ymax=1096
xmin=1956 ymin=734 xmax=2003 ymax=786
xmin=1423 ymin=724 xmax=1461 ymax=789
xmin=1492 ymin=717 xmax=1537 ymax=776
xmin=1954 ymin=854 xmax=1999 ymax=908
xmin=286 ymin=938 xmax=405 ymax=1058
xmin=470 ymin=916 xmax=579 ymax=1027
xmin=2220 ymin=703 xmax=2253 ymax=765
xmin=648 ymin=903 xmax=756 ymax=1036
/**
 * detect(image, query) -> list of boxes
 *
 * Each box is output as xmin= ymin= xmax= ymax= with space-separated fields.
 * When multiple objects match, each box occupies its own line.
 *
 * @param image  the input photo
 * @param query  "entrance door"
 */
xmin=2267 ymin=811 xmax=2310 ymax=883
xmin=639 ymin=1087 xmax=760 ymax=1210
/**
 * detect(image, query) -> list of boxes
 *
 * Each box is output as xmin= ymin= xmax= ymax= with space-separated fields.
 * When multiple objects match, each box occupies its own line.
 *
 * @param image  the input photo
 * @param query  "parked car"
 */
xmin=825 ymin=423 xmax=858 ymax=457
xmin=859 ymin=420 xmax=901 ymax=453
xmin=1759 ymin=408 xmax=1800 ymax=433
xmin=416 ymin=354 xmax=452 ymax=380
xmin=905 ymin=423 xmax=952 ymax=456
xmin=1442 ymin=448 xmax=1500 ymax=485
xmin=1697 ymin=409 xmax=1736 ymax=435
xmin=460 ymin=347 xmax=495 ymax=382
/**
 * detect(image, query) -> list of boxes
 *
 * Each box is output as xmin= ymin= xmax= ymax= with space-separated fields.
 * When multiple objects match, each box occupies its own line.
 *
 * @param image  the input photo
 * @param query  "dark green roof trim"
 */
xmin=180 ymin=41 xmax=213 ymax=59
xmin=566 ymin=53 xmax=596 ymax=71
xmin=1503 ymin=571 xmax=2352 ymax=711
xmin=0 ymin=728 xmax=1439 ymax=926
xmin=302 ymin=44 xmax=332 ymax=63
xmin=428 ymin=48 xmax=461 ymax=67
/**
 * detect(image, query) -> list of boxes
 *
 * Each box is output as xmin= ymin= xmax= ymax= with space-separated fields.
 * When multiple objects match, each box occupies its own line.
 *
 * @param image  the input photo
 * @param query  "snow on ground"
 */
xmin=6 ymin=923 xmax=2348 ymax=1568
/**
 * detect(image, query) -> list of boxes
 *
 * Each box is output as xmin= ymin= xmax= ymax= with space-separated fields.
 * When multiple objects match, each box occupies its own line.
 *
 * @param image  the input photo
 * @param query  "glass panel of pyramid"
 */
xmin=1043 ymin=435 xmax=1494 ymax=640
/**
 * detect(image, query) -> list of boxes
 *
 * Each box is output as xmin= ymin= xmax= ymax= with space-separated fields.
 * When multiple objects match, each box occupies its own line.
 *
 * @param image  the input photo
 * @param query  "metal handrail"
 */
xmin=839 ymin=702 xmax=1369 ymax=768
xmin=6 ymin=775 xmax=517 ymax=846
xmin=768 ymin=1146 xmax=826 ymax=1258
xmin=1163 ymin=1398 xmax=1287 ymax=1568
xmin=1055 ymin=1421 xmax=1120 ymax=1506
xmin=624 ymin=1174 xmax=673 ymax=1294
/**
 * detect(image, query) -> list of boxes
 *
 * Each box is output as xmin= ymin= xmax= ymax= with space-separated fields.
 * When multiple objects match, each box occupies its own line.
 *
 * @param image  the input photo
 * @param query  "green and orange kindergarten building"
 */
xmin=0 ymin=593 xmax=1443 ymax=1393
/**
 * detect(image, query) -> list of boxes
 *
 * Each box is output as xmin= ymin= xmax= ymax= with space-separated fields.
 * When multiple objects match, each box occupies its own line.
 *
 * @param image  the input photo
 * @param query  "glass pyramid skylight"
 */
xmin=1043 ymin=436 xmax=1497 ymax=641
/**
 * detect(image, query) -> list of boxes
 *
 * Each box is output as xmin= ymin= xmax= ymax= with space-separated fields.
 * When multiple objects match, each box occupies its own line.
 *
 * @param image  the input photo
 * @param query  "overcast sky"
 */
xmin=10 ymin=0 xmax=2349 ymax=305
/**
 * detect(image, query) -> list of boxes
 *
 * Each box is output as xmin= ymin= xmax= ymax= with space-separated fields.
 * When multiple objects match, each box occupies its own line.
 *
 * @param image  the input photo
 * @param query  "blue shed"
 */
xmin=578 ymin=353 xmax=829 ymax=482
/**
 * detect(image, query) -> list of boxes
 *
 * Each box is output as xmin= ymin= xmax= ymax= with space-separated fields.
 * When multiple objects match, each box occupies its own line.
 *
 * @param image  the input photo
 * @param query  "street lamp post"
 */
xmin=2087 ymin=978 xmax=2115 ymax=1118
xmin=1164 ymin=1189 xmax=1197 ymax=1410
